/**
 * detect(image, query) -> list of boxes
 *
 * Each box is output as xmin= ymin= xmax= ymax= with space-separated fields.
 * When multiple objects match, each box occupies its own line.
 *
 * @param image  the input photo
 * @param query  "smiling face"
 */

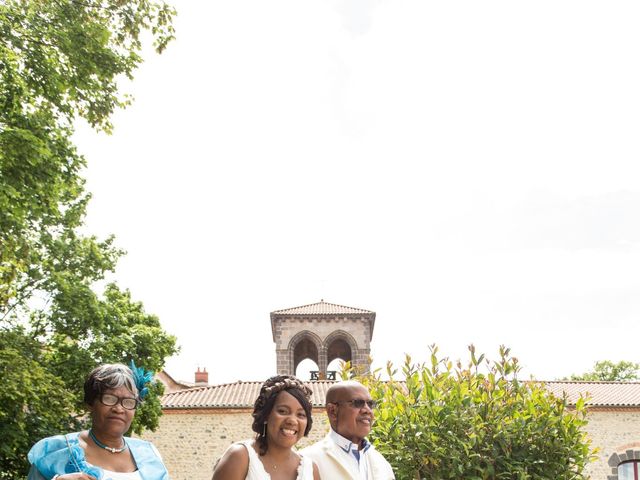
xmin=328 ymin=383 xmax=374 ymax=445
xmin=89 ymin=385 xmax=136 ymax=438
xmin=265 ymin=390 xmax=308 ymax=449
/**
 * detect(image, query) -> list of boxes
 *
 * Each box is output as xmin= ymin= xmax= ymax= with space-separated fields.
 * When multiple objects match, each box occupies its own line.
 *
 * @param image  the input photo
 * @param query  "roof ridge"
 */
xmin=164 ymin=385 xmax=210 ymax=396
xmin=165 ymin=379 xmax=338 ymax=394
xmin=170 ymin=380 xmax=263 ymax=392
xmin=318 ymin=300 xmax=373 ymax=311
xmin=161 ymin=379 xmax=640 ymax=409
xmin=271 ymin=299 xmax=373 ymax=314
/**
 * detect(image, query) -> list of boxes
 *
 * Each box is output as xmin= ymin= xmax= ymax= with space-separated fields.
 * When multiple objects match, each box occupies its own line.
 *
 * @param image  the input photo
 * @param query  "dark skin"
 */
xmin=325 ymin=381 xmax=374 ymax=447
xmin=212 ymin=391 xmax=320 ymax=480
xmin=55 ymin=386 xmax=139 ymax=480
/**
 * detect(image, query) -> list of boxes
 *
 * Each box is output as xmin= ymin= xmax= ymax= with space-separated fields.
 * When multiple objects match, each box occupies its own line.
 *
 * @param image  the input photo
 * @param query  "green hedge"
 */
xmin=354 ymin=346 xmax=595 ymax=480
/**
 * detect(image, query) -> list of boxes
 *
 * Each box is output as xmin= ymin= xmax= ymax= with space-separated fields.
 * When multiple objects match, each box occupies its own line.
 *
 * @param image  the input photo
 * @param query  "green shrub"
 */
xmin=355 ymin=345 xmax=595 ymax=480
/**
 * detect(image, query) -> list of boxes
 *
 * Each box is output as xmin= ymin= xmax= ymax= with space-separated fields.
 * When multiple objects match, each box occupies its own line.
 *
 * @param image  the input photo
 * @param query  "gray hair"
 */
xmin=83 ymin=363 xmax=139 ymax=405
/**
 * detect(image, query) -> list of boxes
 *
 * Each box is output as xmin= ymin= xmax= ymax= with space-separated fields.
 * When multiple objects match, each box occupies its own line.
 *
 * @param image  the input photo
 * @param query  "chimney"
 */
xmin=195 ymin=367 xmax=208 ymax=385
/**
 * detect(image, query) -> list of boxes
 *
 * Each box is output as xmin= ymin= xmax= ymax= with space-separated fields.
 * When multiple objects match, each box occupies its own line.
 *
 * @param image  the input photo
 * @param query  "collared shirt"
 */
xmin=328 ymin=428 xmax=372 ymax=479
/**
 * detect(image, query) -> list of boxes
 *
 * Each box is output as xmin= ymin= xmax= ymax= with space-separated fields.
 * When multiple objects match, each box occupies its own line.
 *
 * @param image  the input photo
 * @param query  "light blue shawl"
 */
xmin=27 ymin=432 xmax=169 ymax=480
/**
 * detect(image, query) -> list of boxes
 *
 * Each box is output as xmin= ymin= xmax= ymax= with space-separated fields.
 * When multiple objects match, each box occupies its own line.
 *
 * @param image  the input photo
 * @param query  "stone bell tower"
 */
xmin=270 ymin=300 xmax=375 ymax=379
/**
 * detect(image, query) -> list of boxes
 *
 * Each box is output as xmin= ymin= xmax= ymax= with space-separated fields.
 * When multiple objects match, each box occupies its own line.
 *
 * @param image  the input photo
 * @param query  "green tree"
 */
xmin=0 ymin=328 xmax=75 ymax=478
xmin=1 ymin=0 xmax=175 ymax=314
xmin=567 ymin=360 xmax=640 ymax=381
xmin=0 ymin=1 xmax=178 ymax=477
xmin=355 ymin=346 xmax=595 ymax=480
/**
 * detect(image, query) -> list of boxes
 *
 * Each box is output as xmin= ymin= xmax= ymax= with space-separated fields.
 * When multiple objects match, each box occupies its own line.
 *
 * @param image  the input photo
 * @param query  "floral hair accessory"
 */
xmin=253 ymin=375 xmax=312 ymax=411
xmin=129 ymin=360 xmax=154 ymax=400
xmin=263 ymin=377 xmax=312 ymax=398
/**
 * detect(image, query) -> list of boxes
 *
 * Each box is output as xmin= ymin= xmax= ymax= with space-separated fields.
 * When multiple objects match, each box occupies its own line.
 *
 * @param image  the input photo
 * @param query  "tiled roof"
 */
xmin=271 ymin=300 xmax=374 ymax=316
xmin=162 ymin=381 xmax=333 ymax=409
xmin=544 ymin=380 xmax=640 ymax=407
xmin=161 ymin=380 xmax=640 ymax=410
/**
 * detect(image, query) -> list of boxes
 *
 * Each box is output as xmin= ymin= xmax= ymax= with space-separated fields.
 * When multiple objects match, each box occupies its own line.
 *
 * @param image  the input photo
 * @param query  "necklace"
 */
xmin=263 ymin=451 xmax=297 ymax=472
xmin=89 ymin=429 xmax=127 ymax=454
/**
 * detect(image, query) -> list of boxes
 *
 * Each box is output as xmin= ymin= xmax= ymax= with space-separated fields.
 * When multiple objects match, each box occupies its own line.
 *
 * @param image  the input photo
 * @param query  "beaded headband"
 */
xmin=254 ymin=376 xmax=312 ymax=411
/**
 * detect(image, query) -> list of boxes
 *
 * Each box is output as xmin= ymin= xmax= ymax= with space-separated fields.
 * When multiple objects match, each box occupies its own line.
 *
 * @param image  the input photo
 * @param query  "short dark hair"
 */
xmin=251 ymin=375 xmax=313 ymax=455
xmin=83 ymin=363 xmax=138 ymax=405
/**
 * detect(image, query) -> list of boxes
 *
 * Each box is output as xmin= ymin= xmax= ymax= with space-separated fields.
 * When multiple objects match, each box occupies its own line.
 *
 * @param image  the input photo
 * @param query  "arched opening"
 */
xmin=295 ymin=358 xmax=320 ymax=381
xmin=327 ymin=338 xmax=352 ymax=364
xmin=607 ymin=446 xmax=640 ymax=479
xmin=619 ymin=460 xmax=640 ymax=480
xmin=326 ymin=338 xmax=351 ymax=380
xmin=293 ymin=336 xmax=319 ymax=375
xmin=325 ymin=331 xmax=357 ymax=380
xmin=327 ymin=358 xmax=346 ymax=378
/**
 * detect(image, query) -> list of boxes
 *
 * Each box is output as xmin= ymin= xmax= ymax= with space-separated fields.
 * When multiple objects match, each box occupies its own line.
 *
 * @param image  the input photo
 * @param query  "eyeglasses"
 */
xmin=331 ymin=399 xmax=377 ymax=409
xmin=99 ymin=393 xmax=139 ymax=410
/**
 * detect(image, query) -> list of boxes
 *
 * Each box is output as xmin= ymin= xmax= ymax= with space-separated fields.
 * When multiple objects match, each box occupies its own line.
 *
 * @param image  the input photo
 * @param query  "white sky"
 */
xmin=74 ymin=0 xmax=640 ymax=385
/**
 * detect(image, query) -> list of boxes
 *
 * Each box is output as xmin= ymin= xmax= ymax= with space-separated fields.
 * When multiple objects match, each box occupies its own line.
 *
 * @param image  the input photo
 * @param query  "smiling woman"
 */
xmin=27 ymin=364 xmax=169 ymax=480
xmin=212 ymin=375 xmax=320 ymax=480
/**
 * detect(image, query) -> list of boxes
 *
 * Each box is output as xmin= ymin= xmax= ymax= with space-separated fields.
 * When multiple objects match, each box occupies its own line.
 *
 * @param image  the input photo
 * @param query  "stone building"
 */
xmin=545 ymin=381 xmax=640 ymax=479
xmin=271 ymin=300 xmax=375 ymax=379
xmin=145 ymin=378 xmax=640 ymax=479
xmin=143 ymin=301 xmax=640 ymax=479
xmin=155 ymin=370 xmax=194 ymax=393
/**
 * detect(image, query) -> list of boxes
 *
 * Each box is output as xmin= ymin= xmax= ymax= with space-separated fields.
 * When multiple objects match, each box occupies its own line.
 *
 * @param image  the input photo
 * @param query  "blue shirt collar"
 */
xmin=329 ymin=428 xmax=371 ymax=455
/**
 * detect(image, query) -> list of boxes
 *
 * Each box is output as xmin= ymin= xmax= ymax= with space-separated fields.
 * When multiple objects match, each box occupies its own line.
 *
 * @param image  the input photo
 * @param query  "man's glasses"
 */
xmin=99 ymin=393 xmax=139 ymax=410
xmin=331 ymin=399 xmax=377 ymax=409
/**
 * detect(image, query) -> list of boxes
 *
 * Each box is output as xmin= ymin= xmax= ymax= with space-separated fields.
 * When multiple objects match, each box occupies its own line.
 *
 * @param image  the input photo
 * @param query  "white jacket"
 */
xmin=301 ymin=433 xmax=395 ymax=480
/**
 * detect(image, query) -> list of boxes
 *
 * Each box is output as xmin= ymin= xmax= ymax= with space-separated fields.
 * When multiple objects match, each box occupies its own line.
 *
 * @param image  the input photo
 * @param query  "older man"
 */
xmin=301 ymin=380 xmax=395 ymax=479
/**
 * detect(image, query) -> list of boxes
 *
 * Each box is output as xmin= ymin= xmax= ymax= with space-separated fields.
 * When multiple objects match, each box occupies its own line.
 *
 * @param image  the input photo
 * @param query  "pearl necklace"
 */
xmin=89 ymin=429 xmax=127 ymax=454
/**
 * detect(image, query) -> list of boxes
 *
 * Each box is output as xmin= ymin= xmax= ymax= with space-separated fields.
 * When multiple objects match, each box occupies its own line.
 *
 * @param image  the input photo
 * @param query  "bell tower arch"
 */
xmin=289 ymin=330 xmax=322 ymax=375
xmin=271 ymin=300 xmax=375 ymax=379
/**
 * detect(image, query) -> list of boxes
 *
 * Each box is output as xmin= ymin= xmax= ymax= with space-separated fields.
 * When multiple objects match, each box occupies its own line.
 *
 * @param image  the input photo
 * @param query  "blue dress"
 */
xmin=27 ymin=432 xmax=169 ymax=480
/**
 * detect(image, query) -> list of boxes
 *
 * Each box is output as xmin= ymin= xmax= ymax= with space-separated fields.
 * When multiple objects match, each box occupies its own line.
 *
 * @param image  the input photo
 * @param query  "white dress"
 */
xmin=102 ymin=469 xmax=143 ymax=480
xmin=238 ymin=440 xmax=314 ymax=480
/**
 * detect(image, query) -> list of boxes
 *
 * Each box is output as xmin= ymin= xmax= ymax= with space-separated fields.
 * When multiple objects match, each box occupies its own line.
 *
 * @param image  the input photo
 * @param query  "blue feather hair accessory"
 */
xmin=129 ymin=360 xmax=154 ymax=400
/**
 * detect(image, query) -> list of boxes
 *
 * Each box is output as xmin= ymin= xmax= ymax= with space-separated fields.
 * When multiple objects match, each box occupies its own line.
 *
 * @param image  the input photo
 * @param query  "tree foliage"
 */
xmin=355 ymin=346 xmax=595 ymax=480
xmin=0 ymin=1 xmax=178 ymax=477
xmin=567 ymin=360 xmax=640 ymax=382
xmin=1 ymin=0 xmax=175 ymax=315
xmin=0 ymin=328 xmax=75 ymax=477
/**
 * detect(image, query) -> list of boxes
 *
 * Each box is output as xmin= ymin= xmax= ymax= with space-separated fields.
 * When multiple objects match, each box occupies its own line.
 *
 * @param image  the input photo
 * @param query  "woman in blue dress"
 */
xmin=27 ymin=363 xmax=169 ymax=480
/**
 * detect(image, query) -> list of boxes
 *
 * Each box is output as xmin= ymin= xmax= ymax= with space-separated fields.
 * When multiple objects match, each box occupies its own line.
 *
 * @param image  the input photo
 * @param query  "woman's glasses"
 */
xmin=100 ymin=393 xmax=139 ymax=410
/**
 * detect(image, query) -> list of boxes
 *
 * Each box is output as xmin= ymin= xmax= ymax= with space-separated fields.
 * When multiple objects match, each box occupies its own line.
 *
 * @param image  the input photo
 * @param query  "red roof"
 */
xmin=162 ymin=380 xmax=333 ymax=409
xmin=161 ymin=380 xmax=640 ymax=409
xmin=271 ymin=300 xmax=374 ymax=316
xmin=544 ymin=380 xmax=640 ymax=407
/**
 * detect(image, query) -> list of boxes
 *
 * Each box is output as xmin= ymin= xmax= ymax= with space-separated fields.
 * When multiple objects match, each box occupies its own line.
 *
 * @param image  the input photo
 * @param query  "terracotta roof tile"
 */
xmin=271 ymin=300 xmax=374 ymax=316
xmin=544 ymin=380 xmax=640 ymax=407
xmin=162 ymin=381 xmax=333 ymax=409
xmin=161 ymin=380 xmax=640 ymax=409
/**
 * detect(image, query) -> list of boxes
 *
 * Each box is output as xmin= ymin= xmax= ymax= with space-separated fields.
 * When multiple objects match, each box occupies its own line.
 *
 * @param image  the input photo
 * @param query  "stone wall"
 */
xmin=141 ymin=407 xmax=640 ymax=479
xmin=583 ymin=409 xmax=640 ymax=478
xmin=141 ymin=409 xmax=330 ymax=480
